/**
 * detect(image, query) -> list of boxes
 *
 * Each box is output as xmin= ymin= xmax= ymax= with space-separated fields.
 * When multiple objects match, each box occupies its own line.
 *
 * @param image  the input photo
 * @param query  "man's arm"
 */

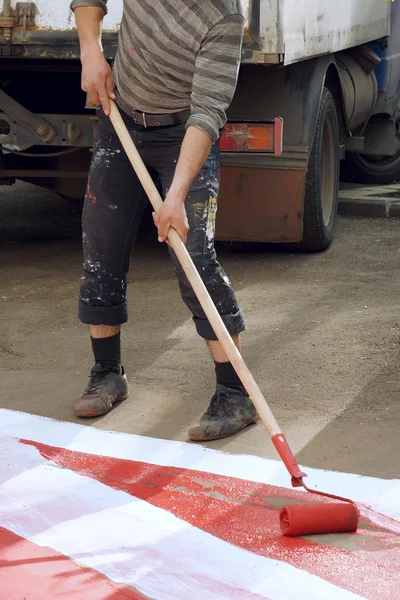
xmin=155 ymin=14 xmax=244 ymax=244
xmin=186 ymin=14 xmax=244 ymax=143
xmin=154 ymin=126 xmax=211 ymax=244
xmin=71 ymin=1 xmax=115 ymax=115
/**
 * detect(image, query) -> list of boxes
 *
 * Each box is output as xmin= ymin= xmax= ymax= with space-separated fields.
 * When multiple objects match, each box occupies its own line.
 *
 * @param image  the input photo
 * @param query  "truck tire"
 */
xmin=293 ymin=87 xmax=340 ymax=252
xmin=341 ymin=151 xmax=400 ymax=185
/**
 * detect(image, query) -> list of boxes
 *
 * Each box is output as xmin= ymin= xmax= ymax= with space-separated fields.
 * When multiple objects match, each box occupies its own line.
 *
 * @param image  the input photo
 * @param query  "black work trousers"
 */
xmin=78 ymin=107 xmax=245 ymax=341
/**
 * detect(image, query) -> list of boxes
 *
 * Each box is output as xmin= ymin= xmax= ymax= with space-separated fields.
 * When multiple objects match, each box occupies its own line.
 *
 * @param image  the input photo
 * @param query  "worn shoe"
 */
xmin=73 ymin=363 xmax=129 ymax=418
xmin=188 ymin=383 xmax=259 ymax=441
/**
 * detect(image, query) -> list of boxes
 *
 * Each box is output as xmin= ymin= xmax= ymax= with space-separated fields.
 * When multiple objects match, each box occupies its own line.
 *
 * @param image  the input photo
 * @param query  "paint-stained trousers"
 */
xmin=79 ymin=107 xmax=245 ymax=341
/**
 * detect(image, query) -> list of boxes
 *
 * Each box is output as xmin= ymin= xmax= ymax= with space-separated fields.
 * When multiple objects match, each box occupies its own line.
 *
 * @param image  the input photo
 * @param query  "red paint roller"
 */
xmin=280 ymin=503 xmax=359 ymax=537
xmin=108 ymin=101 xmax=360 ymax=538
xmin=272 ymin=434 xmax=359 ymax=536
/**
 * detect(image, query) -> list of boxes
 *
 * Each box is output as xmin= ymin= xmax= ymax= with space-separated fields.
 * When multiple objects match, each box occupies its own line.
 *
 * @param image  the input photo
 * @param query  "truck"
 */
xmin=0 ymin=0 xmax=399 ymax=251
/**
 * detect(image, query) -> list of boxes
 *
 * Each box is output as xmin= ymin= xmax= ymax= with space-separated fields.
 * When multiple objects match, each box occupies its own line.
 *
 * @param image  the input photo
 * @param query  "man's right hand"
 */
xmin=81 ymin=51 xmax=116 ymax=116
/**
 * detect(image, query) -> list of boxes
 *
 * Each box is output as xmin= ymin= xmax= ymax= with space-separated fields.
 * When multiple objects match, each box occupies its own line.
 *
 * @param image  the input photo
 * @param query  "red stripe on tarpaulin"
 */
xmin=0 ymin=526 xmax=151 ymax=600
xmin=21 ymin=439 xmax=400 ymax=600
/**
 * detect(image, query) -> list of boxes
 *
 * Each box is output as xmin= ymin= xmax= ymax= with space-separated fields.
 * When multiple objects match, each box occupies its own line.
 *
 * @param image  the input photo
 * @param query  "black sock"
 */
xmin=215 ymin=361 xmax=245 ymax=390
xmin=91 ymin=333 xmax=121 ymax=371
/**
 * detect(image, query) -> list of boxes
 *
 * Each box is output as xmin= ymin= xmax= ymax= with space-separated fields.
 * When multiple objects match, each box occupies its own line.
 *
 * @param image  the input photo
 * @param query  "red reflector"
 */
xmin=219 ymin=120 xmax=282 ymax=155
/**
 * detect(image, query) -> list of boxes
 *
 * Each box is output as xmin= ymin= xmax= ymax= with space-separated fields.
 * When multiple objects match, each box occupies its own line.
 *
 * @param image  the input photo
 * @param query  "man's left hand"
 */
xmin=153 ymin=195 xmax=189 ymax=246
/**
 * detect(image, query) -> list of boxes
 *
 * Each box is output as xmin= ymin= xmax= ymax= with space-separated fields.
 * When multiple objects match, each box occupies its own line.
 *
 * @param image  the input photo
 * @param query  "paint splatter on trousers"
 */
xmin=79 ymin=107 xmax=245 ymax=340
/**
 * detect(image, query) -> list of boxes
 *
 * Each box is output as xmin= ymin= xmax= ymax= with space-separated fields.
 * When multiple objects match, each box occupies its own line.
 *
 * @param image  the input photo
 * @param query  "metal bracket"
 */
xmin=16 ymin=2 xmax=36 ymax=40
xmin=0 ymin=0 xmax=15 ymax=42
xmin=0 ymin=16 xmax=14 ymax=27
xmin=344 ymin=135 xmax=365 ymax=152
xmin=0 ymin=2 xmax=36 ymax=42
xmin=0 ymin=88 xmax=56 ymax=143
xmin=16 ymin=2 xmax=35 ymax=25
xmin=0 ymin=111 xmax=97 ymax=148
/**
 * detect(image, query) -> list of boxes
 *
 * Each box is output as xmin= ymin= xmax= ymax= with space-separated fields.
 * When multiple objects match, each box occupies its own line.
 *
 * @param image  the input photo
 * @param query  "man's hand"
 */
xmin=81 ymin=51 xmax=115 ymax=116
xmin=74 ymin=7 xmax=115 ymax=115
xmin=152 ymin=126 xmax=212 ymax=247
xmin=153 ymin=194 xmax=189 ymax=245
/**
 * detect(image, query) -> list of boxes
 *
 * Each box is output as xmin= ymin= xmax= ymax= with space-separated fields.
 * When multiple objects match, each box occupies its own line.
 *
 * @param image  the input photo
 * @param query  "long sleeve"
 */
xmin=70 ymin=0 xmax=108 ymax=14
xmin=186 ymin=14 xmax=244 ymax=142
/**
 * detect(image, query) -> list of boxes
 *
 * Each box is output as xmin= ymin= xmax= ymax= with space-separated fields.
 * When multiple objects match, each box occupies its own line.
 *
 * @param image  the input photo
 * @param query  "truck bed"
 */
xmin=0 ymin=0 xmax=392 ymax=63
xmin=256 ymin=0 xmax=391 ymax=64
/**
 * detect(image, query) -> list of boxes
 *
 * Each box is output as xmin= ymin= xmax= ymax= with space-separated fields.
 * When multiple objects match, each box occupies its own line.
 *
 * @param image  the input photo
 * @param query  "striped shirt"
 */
xmin=70 ymin=0 xmax=244 ymax=141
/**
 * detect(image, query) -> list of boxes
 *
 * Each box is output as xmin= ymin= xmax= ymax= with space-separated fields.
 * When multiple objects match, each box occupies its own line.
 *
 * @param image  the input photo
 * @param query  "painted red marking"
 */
xmin=87 ymin=182 xmax=97 ymax=204
xmin=20 ymin=439 xmax=400 ymax=600
xmin=0 ymin=526 xmax=150 ymax=600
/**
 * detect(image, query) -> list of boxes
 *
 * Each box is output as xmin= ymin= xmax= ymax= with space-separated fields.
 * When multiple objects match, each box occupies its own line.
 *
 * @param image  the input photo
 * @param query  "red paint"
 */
xmin=280 ymin=503 xmax=358 ymax=537
xmin=0 ymin=526 xmax=150 ymax=600
xmin=87 ymin=182 xmax=97 ymax=204
xmin=20 ymin=439 xmax=400 ymax=600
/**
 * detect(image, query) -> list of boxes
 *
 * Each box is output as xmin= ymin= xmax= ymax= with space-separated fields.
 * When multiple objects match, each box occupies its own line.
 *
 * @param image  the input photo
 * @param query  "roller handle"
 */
xmin=271 ymin=434 xmax=307 ymax=483
xmin=108 ymin=101 xmax=306 ymax=480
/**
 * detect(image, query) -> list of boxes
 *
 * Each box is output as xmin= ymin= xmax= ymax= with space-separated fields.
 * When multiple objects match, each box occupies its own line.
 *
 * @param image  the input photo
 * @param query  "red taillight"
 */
xmin=219 ymin=118 xmax=283 ymax=155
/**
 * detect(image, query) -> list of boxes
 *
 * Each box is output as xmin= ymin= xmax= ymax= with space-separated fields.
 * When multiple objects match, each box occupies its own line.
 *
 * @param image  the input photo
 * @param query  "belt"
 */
xmin=116 ymin=96 xmax=190 ymax=128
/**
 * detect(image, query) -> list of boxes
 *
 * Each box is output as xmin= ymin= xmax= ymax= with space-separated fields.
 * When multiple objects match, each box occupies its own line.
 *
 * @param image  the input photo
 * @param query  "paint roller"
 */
xmin=108 ymin=101 xmax=360 ymax=537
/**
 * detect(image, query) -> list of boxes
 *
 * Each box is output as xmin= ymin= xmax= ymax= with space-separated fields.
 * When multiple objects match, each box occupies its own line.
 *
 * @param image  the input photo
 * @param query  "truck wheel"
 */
xmin=341 ymin=151 xmax=400 ymax=185
xmin=293 ymin=87 xmax=340 ymax=252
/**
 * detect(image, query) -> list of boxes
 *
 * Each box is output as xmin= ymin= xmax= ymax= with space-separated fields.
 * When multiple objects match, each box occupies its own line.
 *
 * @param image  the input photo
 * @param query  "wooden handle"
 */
xmin=108 ymin=101 xmax=281 ymax=438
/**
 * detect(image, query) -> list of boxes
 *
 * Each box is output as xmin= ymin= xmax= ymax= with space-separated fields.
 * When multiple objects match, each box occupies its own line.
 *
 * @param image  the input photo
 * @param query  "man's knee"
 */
xmin=78 ymin=270 xmax=128 ymax=325
xmin=79 ymin=268 xmax=127 ymax=309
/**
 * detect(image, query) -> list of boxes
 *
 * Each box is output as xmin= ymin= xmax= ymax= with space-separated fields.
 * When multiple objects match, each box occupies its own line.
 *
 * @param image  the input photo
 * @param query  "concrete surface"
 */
xmin=339 ymin=183 xmax=400 ymax=218
xmin=1 ymin=182 xmax=400 ymax=480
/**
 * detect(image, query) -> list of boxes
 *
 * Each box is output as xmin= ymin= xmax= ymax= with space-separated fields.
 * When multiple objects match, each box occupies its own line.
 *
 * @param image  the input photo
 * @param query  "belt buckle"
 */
xmin=132 ymin=111 xmax=147 ymax=127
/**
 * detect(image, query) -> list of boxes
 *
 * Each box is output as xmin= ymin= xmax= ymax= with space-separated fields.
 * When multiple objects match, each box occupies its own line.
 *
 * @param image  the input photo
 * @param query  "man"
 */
xmin=71 ymin=0 xmax=258 ymax=441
